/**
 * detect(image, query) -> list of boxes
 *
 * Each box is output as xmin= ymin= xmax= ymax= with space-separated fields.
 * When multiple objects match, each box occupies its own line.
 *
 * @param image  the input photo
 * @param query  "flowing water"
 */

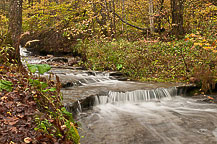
xmin=79 ymin=95 xmax=217 ymax=144
xmin=20 ymin=48 xmax=217 ymax=144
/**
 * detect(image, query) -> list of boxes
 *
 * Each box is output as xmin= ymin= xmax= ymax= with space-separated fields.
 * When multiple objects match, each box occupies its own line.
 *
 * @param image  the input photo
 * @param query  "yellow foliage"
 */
xmin=203 ymin=47 xmax=212 ymax=50
xmin=194 ymin=43 xmax=203 ymax=46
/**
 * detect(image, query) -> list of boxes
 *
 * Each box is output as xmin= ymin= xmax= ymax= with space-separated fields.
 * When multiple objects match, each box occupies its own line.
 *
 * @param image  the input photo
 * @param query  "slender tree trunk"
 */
xmin=157 ymin=0 xmax=164 ymax=31
xmin=112 ymin=0 xmax=116 ymax=37
xmin=171 ymin=0 xmax=185 ymax=37
xmin=149 ymin=0 xmax=154 ymax=33
xmin=3 ymin=0 xmax=6 ymax=12
xmin=8 ymin=0 xmax=22 ymax=64
xmin=122 ymin=0 xmax=125 ymax=31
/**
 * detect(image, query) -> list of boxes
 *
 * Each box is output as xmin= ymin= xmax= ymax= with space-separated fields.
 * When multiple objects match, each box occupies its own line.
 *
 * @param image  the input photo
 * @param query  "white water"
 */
xmin=79 ymin=96 xmax=217 ymax=144
xmin=19 ymin=47 xmax=217 ymax=143
xmin=94 ymin=87 xmax=177 ymax=105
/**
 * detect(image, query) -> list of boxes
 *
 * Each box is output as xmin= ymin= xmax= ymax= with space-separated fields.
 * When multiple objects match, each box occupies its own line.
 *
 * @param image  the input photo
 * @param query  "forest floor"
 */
xmin=0 ymin=66 xmax=49 ymax=144
xmin=0 ymin=63 xmax=79 ymax=144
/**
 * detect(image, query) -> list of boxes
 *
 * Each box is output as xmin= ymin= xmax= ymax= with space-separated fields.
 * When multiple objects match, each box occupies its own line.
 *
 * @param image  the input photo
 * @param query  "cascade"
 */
xmin=94 ymin=87 xmax=177 ymax=105
xmin=20 ymin=47 xmax=217 ymax=144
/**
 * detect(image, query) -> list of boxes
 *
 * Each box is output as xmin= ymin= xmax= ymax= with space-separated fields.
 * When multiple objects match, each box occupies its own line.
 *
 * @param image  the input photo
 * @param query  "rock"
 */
xmin=68 ymin=57 xmax=78 ymax=66
xmin=47 ymin=54 xmax=53 ymax=58
xmin=47 ymin=57 xmax=68 ymax=63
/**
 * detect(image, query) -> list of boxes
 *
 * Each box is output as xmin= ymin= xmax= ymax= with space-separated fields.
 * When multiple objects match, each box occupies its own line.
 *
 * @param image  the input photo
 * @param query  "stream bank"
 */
xmin=21 ymin=49 xmax=217 ymax=144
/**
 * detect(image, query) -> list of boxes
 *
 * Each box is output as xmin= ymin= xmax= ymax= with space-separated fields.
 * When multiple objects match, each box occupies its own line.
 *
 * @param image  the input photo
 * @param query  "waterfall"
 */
xmin=94 ymin=87 xmax=177 ymax=105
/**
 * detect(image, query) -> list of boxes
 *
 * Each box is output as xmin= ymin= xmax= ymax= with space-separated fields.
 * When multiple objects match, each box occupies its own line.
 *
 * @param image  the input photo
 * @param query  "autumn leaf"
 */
xmin=212 ymin=41 xmax=216 ymax=46
xmin=24 ymin=137 xmax=32 ymax=143
xmin=203 ymin=47 xmax=212 ymax=50
xmin=1 ymin=96 xmax=8 ymax=101
xmin=184 ymin=37 xmax=189 ymax=41
xmin=4 ymin=117 xmax=19 ymax=125
xmin=189 ymin=33 xmax=197 ymax=37
xmin=10 ymin=127 xmax=18 ymax=133
xmin=208 ymin=96 xmax=214 ymax=100
xmin=194 ymin=43 xmax=203 ymax=46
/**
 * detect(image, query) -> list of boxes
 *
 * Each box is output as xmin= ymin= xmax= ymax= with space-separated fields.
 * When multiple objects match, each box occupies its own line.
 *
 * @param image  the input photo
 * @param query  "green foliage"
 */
xmin=0 ymin=80 xmax=13 ymax=92
xmin=29 ymin=79 xmax=48 ymax=89
xmin=81 ymin=33 xmax=217 ymax=92
xmin=0 ymin=46 xmax=13 ymax=64
xmin=27 ymin=64 xmax=51 ymax=75
xmin=0 ymin=14 xmax=8 ymax=43
xmin=34 ymin=118 xmax=52 ymax=134
xmin=27 ymin=64 xmax=80 ymax=143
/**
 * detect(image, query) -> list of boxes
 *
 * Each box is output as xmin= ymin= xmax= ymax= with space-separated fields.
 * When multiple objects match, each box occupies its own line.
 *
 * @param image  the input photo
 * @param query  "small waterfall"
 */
xmin=77 ymin=100 xmax=82 ymax=112
xmin=20 ymin=46 xmax=31 ymax=57
xmin=94 ymin=87 xmax=177 ymax=105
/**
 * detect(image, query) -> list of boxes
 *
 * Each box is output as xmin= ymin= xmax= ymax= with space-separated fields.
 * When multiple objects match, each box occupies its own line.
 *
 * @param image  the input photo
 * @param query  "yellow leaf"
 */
xmin=1 ymin=96 xmax=7 ymax=100
xmin=194 ymin=43 xmax=203 ymax=46
xmin=203 ymin=47 xmax=211 ymax=50
xmin=204 ymin=43 xmax=210 ymax=46
xmin=212 ymin=50 xmax=217 ymax=53
xmin=7 ymin=112 xmax=12 ymax=116
xmin=190 ymin=33 xmax=197 ymax=37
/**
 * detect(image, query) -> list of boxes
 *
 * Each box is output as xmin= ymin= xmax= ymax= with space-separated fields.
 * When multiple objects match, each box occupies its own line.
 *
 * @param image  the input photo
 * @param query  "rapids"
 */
xmin=20 ymin=47 xmax=217 ymax=144
xmin=78 ymin=96 xmax=217 ymax=144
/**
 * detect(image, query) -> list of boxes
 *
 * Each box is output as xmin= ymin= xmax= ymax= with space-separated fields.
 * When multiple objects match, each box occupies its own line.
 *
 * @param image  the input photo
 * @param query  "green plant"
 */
xmin=27 ymin=64 xmax=80 ymax=143
xmin=27 ymin=64 xmax=51 ymax=75
xmin=0 ymin=80 xmax=13 ymax=92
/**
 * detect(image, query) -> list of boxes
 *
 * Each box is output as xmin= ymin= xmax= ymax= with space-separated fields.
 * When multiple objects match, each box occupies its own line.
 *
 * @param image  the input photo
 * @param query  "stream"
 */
xmin=21 ymin=48 xmax=217 ymax=144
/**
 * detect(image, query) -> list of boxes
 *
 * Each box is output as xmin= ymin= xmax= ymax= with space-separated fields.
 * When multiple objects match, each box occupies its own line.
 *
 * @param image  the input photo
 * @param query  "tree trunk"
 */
xmin=171 ymin=0 xmax=185 ymax=37
xmin=122 ymin=0 xmax=125 ymax=32
xmin=8 ymin=0 xmax=22 ymax=64
xmin=157 ymin=0 xmax=164 ymax=32
xmin=112 ymin=0 xmax=116 ymax=37
xmin=149 ymin=0 xmax=154 ymax=33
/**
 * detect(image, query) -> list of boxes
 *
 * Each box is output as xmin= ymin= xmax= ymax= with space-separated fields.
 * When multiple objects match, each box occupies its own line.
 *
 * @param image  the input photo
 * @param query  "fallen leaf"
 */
xmin=208 ymin=96 xmax=214 ymax=100
xmin=4 ymin=117 xmax=19 ymax=125
xmin=7 ymin=111 xmax=12 ymax=116
xmin=24 ymin=137 xmax=32 ymax=143
xmin=1 ymin=96 xmax=8 ymax=101
xmin=10 ymin=127 xmax=18 ymax=133
xmin=17 ymin=114 xmax=24 ymax=118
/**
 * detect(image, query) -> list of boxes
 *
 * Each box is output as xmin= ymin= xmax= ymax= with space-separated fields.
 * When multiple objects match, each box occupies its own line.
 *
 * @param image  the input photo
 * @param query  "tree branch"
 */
xmin=112 ymin=11 xmax=148 ymax=31
xmin=99 ymin=2 xmax=148 ymax=31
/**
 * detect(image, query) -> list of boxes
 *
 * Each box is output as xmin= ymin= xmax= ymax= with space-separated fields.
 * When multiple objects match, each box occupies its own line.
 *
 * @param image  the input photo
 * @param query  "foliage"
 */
xmin=184 ymin=0 xmax=217 ymax=33
xmin=0 ymin=80 xmax=13 ymax=92
xmin=0 ymin=45 xmax=11 ymax=64
xmin=27 ymin=64 xmax=51 ymax=74
xmin=81 ymin=31 xmax=217 ymax=92
xmin=27 ymin=64 xmax=80 ymax=143
xmin=0 ymin=13 xmax=8 ymax=43
xmin=0 ymin=45 xmax=80 ymax=143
